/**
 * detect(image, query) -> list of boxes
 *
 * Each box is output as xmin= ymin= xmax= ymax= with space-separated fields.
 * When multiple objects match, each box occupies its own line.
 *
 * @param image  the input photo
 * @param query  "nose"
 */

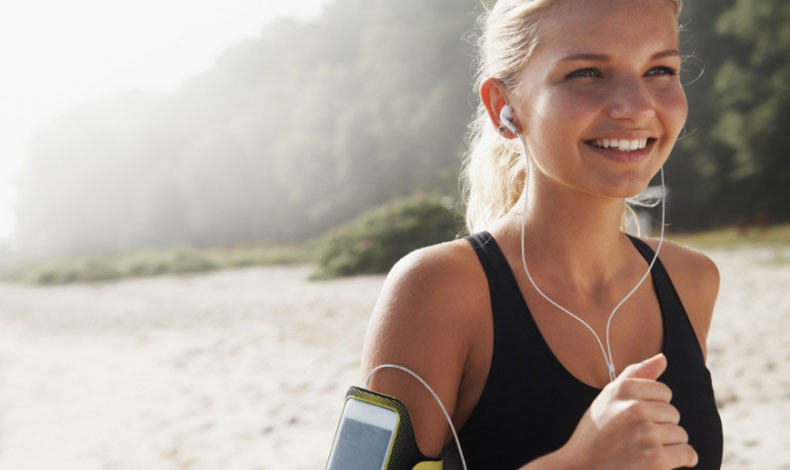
xmin=607 ymin=77 xmax=656 ymax=123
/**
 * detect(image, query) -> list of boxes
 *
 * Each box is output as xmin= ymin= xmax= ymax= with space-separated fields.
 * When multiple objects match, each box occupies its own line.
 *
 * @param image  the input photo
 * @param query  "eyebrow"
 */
xmin=559 ymin=49 xmax=681 ymax=62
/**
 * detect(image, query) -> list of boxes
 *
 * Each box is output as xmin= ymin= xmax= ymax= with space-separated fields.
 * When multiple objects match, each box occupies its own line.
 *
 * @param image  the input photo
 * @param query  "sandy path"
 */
xmin=704 ymin=249 xmax=790 ymax=469
xmin=0 ymin=248 xmax=788 ymax=469
xmin=0 ymin=266 xmax=378 ymax=469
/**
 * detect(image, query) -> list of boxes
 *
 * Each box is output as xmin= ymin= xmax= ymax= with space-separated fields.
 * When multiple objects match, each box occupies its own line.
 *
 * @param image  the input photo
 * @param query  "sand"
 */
xmin=0 ymin=247 xmax=788 ymax=469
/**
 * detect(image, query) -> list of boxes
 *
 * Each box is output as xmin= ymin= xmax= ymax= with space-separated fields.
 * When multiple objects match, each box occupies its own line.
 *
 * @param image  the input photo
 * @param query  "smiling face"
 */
xmin=510 ymin=0 xmax=686 ymax=199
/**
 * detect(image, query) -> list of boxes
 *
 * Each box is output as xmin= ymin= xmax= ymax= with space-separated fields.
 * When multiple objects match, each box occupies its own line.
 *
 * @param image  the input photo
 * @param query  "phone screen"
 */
xmin=327 ymin=398 xmax=399 ymax=470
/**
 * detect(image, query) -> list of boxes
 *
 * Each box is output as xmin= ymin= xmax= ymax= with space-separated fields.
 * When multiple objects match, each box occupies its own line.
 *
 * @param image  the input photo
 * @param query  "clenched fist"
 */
xmin=560 ymin=353 xmax=698 ymax=469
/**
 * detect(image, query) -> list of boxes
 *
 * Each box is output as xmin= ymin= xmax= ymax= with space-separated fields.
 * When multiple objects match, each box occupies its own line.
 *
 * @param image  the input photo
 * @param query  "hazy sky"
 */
xmin=0 ymin=0 xmax=328 ymax=245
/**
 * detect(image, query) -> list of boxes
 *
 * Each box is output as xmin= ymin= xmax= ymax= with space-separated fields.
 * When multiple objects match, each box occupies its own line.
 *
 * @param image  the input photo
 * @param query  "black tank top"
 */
xmin=441 ymin=231 xmax=722 ymax=469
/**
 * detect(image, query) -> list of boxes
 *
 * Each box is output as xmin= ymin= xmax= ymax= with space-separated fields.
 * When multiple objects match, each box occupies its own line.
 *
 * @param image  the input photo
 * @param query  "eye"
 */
xmin=565 ymin=68 xmax=603 ymax=79
xmin=645 ymin=66 xmax=678 ymax=77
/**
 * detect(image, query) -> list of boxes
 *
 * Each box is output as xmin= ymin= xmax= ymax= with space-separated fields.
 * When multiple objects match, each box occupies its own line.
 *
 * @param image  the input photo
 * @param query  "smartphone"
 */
xmin=326 ymin=396 xmax=400 ymax=470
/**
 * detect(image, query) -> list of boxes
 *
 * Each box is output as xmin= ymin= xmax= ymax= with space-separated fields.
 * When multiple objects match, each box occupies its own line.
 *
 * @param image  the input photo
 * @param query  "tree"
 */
xmin=710 ymin=0 xmax=790 ymax=223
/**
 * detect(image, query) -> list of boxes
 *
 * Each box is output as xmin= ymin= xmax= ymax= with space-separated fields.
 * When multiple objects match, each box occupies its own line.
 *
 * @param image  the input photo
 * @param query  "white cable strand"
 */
xmin=604 ymin=167 xmax=665 ymax=378
xmin=365 ymin=364 xmax=468 ymax=470
xmin=516 ymin=134 xmax=665 ymax=383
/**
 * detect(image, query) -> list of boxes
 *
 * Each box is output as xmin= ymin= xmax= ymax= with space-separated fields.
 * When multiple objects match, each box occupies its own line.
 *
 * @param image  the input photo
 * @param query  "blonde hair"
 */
xmin=461 ymin=0 xmax=682 ymax=234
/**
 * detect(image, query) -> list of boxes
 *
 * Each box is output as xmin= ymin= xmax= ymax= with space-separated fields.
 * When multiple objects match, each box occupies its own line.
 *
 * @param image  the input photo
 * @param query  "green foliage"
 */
xmin=662 ymin=0 xmax=740 ymax=229
xmin=312 ymin=196 xmax=465 ymax=279
xmin=708 ymin=0 xmax=790 ymax=222
xmin=664 ymin=0 xmax=790 ymax=229
xmin=14 ymin=0 xmax=480 ymax=261
xmin=11 ymin=0 xmax=790 ymax=262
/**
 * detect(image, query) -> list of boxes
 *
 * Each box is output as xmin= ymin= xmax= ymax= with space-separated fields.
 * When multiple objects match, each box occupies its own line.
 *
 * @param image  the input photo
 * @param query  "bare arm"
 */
xmin=360 ymin=244 xmax=479 ymax=457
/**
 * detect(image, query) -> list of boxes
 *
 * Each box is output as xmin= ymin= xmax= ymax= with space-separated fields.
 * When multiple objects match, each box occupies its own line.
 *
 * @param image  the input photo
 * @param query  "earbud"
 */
xmin=499 ymin=104 xmax=519 ymax=134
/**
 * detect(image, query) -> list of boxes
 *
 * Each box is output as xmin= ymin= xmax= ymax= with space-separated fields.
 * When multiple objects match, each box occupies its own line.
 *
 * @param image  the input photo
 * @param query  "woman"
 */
xmin=361 ymin=0 xmax=722 ymax=468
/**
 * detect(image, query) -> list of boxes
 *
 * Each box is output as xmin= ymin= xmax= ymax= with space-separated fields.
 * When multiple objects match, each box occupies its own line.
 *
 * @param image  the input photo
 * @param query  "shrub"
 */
xmin=312 ymin=196 xmax=466 ymax=279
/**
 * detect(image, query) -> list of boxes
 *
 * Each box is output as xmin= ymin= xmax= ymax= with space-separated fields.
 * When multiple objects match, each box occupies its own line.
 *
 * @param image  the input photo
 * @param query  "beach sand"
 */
xmin=0 ymin=247 xmax=788 ymax=469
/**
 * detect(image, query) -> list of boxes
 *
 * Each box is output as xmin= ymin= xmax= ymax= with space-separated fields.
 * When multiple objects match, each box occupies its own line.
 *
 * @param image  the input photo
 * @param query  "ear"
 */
xmin=480 ymin=77 xmax=522 ymax=138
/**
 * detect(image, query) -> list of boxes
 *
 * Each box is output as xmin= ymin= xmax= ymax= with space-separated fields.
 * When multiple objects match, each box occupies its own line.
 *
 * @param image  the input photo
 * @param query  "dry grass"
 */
xmin=670 ymin=224 xmax=790 ymax=250
xmin=3 ymin=243 xmax=315 ymax=285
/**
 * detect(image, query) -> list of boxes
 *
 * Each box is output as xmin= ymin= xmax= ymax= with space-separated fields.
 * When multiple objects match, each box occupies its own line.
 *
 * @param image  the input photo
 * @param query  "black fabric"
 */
xmin=442 ymin=231 xmax=722 ymax=469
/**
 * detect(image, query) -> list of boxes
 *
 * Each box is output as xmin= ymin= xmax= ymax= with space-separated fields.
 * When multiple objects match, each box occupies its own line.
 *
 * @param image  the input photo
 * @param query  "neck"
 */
xmin=499 ymin=171 xmax=636 ymax=293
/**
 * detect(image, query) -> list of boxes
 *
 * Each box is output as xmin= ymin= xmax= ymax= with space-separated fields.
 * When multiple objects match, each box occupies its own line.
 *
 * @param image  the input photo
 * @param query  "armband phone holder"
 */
xmin=326 ymin=386 xmax=443 ymax=470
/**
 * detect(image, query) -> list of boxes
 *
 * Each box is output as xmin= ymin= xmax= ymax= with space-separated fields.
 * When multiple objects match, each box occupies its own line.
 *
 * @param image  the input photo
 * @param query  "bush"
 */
xmin=312 ymin=196 xmax=466 ymax=279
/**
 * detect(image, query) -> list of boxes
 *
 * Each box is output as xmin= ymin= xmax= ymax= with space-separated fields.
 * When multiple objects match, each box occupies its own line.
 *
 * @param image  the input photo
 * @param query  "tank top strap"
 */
xmin=463 ymin=231 xmax=539 ymax=338
xmin=464 ymin=231 xmax=514 ymax=300
xmin=463 ymin=231 xmax=529 ymax=353
xmin=625 ymin=236 xmax=721 ymax=468
xmin=626 ymin=235 xmax=707 ymax=362
xmin=627 ymin=235 xmax=679 ymax=309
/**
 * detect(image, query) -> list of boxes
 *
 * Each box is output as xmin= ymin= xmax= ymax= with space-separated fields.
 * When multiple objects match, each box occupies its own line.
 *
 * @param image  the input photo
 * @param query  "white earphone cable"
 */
xmin=513 ymin=129 xmax=665 ymax=382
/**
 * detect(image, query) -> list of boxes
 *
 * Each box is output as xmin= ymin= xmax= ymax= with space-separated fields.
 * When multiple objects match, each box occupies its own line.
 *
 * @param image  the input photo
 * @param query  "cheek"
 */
xmin=522 ymin=90 xmax=599 ymax=176
xmin=655 ymin=83 xmax=688 ymax=136
xmin=669 ymin=89 xmax=688 ymax=134
xmin=530 ymin=90 xmax=598 ymax=147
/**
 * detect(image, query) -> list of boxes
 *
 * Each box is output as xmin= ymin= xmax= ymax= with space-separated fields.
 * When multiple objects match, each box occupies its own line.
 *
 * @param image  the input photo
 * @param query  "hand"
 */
xmin=560 ymin=353 xmax=698 ymax=469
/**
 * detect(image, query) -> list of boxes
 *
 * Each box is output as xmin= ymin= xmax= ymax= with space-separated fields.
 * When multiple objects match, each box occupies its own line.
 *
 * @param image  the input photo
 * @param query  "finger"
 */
xmin=663 ymin=443 xmax=698 ymax=469
xmin=622 ymin=400 xmax=680 ymax=427
xmin=644 ymin=402 xmax=681 ymax=425
xmin=617 ymin=378 xmax=673 ymax=403
xmin=619 ymin=353 xmax=667 ymax=381
xmin=656 ymin=423 xmax=688 ymax=445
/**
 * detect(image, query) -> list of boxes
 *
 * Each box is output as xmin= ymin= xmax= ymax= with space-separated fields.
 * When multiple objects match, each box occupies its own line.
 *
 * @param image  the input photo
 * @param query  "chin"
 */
xmin=544 ymin=160 xmax=662 ymax=201
xmin=590 ymin=175 xmax=654 ymax=200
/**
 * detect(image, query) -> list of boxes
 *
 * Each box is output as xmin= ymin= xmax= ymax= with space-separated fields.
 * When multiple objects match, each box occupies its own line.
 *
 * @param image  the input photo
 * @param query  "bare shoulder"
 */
xmin=360 ymin=237 xmax=488 ymax=456
xmin=642 ymin=238 xmax=720 ymax=359
xmin=362 ymin=237 xmax=487 ymax=368
xmin=381 ymin=237 xmax=486 ymax=313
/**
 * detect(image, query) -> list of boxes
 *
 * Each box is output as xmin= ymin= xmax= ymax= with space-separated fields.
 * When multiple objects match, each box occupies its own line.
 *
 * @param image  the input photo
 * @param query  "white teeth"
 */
xmin=589 ymin=138 xmax=652 ymax=151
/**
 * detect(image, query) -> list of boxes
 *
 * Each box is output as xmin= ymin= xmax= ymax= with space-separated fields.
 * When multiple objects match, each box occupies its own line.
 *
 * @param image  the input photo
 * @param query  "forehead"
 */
xmin=532 ymin=0 xmax=679 ymax=62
